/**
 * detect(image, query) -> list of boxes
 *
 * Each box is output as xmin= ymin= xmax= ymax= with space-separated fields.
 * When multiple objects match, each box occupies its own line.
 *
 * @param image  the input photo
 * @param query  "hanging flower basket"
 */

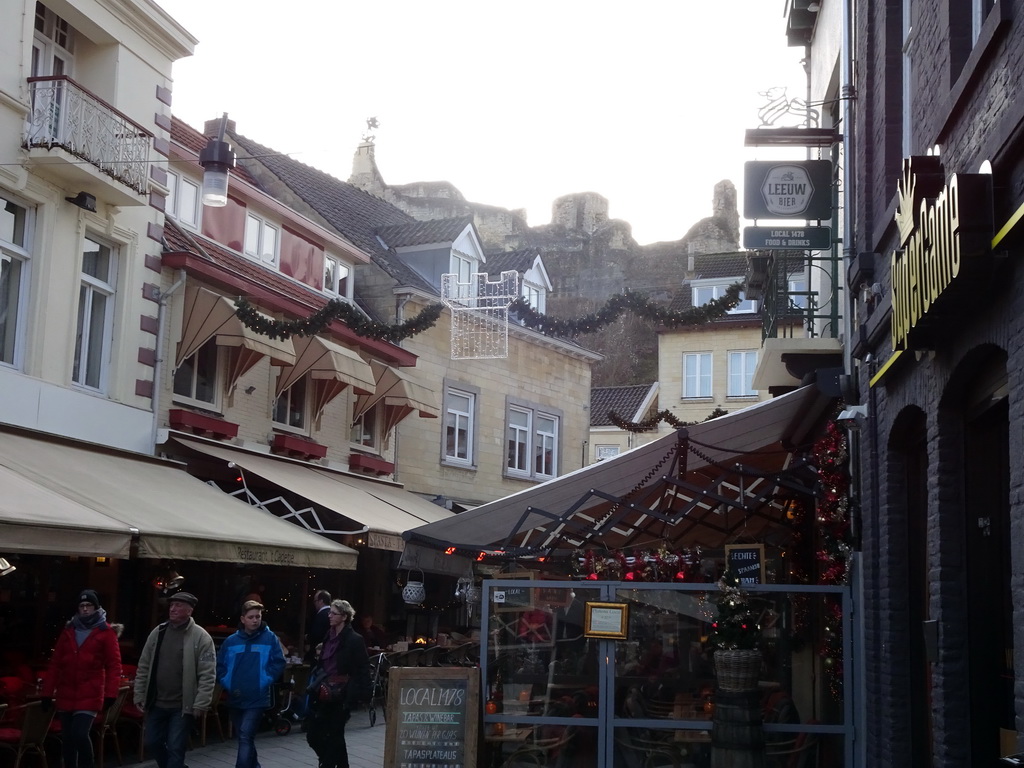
xmin=402 ymin=569 xmax=426 ymax=605
xmin=714 ymin=649 xmax=763 ymax=691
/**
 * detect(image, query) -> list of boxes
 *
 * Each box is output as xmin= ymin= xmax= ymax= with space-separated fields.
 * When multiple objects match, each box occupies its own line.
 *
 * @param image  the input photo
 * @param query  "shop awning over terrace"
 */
xmin=404 ymin=385 xmax=833 ymax=562
xmin=170 ymin=437 xmax=453 ymax=552
xmin=0 ymin=427 xmax=357 ymax=568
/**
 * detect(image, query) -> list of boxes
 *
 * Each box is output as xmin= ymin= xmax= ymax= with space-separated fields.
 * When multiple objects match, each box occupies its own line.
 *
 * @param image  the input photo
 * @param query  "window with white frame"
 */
xmin=166 ymin=170 xmax=201 ymax=230
xmin=0 ymin=195 xmax=31 ymax=367
xmin=172 ymin=338 xmax=220 ymax=407
xmin=273 ymin=376 xmax=308 ymax=430
xmin=682 ymin=352 xmax=712 ymax=399
xmin=506 ymin=403 xmax=559 ymax=480
xmin=788 ymin=276 xmax=809 ymax=310
xmin=692 ymin=281 xmax=756 ymax=314
xmin=32 ymin=3 xmax=74 ymax=79
xmin=534 ymin=413 xmax=558 ymax=478
xmin=728 ymin=350 xmax=758 ymax=397
xmin=450 ymin=252 xmax=475 ymax=300
xmin=350 ymin=404 xmax=379 ymax=450
xmin=522 ymin=281 xmax=545 ymax=312
xmin=444 ymin=387 xmax=475 ymax=465
xmin=323 ymin=255 xmax=351 ymax=298
xmin=73 ymin=235 xmax=116 ymax=391
xmin=244 ymin=212 xmax=279 ymax=265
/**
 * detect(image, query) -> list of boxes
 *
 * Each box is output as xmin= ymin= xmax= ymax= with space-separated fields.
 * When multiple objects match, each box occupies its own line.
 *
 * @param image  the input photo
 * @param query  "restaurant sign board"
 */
xmin=744 ymin=160 xmax=833 ymax=220
xmin=384 ymin=667 xmax=479 ymax=768
xmin=889 ymin=156 xmax=994 ymax=352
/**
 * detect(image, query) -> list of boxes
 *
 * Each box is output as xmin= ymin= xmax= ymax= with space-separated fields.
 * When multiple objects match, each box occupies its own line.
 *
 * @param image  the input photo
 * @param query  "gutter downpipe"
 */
xmin=840 ymin=0 xmax=866 ymax=765
xmin=150 ymin=269 xmax=187 ymax=453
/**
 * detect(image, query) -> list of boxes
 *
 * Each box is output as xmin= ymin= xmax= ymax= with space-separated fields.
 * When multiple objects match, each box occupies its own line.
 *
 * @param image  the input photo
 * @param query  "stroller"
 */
xmin=367 ymin=651 xmax=390 ymax=726
xmin=267 ymin=669 xmax=306 ymax=735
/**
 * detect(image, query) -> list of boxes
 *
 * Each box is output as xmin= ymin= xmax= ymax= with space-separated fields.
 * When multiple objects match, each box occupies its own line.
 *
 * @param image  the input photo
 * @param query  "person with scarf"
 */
xmin=41 ymin=589 xmax=122 ymax=768
xmin=304 ymin=599 xmax=371 ymax=768
xmin=217 ymin=600 xmax=286 ymax=768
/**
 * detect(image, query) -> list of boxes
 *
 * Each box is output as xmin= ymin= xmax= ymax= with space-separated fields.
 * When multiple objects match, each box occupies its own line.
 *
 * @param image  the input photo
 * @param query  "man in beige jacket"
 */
xmin=134 ymin=592 xmax=216 ymax=768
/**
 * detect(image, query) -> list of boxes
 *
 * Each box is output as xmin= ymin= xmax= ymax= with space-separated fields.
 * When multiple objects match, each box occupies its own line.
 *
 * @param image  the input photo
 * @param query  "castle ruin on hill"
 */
xmin=349 ymin=140 xmax=743 ymax=386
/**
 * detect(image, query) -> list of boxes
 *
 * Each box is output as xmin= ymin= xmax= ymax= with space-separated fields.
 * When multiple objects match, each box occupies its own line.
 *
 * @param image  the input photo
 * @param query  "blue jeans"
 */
xmin=144 ymin=707 xmax=193 ymax=768
xmin=229 ymin=707 xmax=264 ymax=768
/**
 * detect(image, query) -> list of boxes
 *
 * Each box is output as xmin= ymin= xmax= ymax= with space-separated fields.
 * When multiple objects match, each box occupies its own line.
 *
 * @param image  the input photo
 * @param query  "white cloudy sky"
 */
xmin=155 ymin=0 xmax=808 ymax=245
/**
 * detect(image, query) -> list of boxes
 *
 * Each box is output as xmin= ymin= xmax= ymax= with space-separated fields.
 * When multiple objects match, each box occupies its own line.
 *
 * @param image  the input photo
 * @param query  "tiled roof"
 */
xmin=377 ymin=216 xmax=473 ymax=248
xmin=162 ymin=217 xmax=335 ymax=315
xmin=687 ymin=251 xmax=748 ymax=280
xmin=225 ymin=132 xmax=440 ymax=289
xmin=485 ymin=248 xmax=540 ymax=276
xmin=590 ymin=384 xmax=657 ymax=427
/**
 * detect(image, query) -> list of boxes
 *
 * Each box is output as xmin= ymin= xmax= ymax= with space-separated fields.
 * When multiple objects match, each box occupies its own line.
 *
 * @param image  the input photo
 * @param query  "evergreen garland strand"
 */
xmin=607 ymin=407 xmax=730 ymax=432
xmin=233 ymin=281 xmax=742 ymax=342
xmin=233 ymin=297 xmax=445 ymax=342
xmin=509 ymin=283 xmax=743 ymax=337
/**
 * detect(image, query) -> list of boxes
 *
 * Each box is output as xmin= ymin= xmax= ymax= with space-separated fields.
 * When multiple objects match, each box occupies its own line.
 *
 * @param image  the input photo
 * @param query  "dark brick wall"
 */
xmin=851 ymin=1 xmax=1024 ymax=765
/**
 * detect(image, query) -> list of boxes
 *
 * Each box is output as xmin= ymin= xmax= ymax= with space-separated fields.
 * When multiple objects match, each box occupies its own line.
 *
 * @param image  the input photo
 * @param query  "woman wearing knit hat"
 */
xmin=41 ymin=589 xmax=122 ymax=768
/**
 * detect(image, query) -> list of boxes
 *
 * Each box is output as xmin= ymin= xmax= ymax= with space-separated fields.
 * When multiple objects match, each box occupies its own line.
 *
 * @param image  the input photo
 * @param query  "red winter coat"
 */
xmin=43 ymin=621 xmax=122 ymax=712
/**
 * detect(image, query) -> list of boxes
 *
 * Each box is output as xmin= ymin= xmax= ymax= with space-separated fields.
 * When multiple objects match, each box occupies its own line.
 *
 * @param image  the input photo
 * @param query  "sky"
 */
xmin=155 ymin=1 xmax=808 ymax=246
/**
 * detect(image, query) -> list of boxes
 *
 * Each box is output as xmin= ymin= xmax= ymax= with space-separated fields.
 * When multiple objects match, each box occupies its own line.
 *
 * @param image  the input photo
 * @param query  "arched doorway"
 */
xmin=888 ymin=407 xmax=932 ymax=767
xmin=957 ymin=353 xmax=1012 ymax=764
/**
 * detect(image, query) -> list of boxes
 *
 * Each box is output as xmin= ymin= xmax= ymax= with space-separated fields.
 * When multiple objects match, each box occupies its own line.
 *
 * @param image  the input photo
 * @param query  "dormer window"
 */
xmin=522 ymin=281 xmax=545 ymax=313
xmin=692 ymin=280 xmax=756 ymax=314
xmin=323 ymin=254 xmax=351 ymax=298
xmin=244 ymin=212 xmax=279 ymax=266
xmin=450 ymin=252 xmax=476 ymax=299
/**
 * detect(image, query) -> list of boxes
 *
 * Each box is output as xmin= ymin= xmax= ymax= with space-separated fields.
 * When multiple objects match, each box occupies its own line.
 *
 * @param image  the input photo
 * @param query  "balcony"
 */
xmin=24 ymin=76 xmax=152 ymax=206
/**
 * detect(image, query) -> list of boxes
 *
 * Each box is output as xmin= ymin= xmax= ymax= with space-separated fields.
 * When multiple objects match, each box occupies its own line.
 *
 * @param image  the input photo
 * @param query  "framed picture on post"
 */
xmin=584 ymin=601 xmax=629 ymax=639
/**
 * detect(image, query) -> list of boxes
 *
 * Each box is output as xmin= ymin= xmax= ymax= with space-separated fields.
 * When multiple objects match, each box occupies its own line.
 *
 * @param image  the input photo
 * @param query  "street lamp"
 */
xmin=198 ymin=112 xmax=236 ymax=207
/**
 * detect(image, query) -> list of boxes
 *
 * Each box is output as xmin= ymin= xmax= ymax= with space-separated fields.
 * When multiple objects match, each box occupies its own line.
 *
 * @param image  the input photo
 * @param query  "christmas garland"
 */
xmin=233 ymin=282 xmax=742 ymax=343
xmin=509 ymin=283 xmax=742 ymax=337
xmin=573 ymin=547 xmax=704 ymax=582
xmin=608 ymin=406 xmax=729 ymax=432
xmin=811 ymin=416 xmax=852 ymax=699
xmin=233 ymin=297 xmax=444 ymax=342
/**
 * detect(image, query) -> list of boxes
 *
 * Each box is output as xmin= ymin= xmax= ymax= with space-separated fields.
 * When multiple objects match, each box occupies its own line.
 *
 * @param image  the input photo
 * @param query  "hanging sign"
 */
xmin=384 ymin=667 xmax=479 ymax=768
xmin=743 ymin=225 xmax=832 ymax=249
xmin=744 ymin=160 xmax=833 ymax=220
xmin=725 ymin=544 xmax=765 ymax=584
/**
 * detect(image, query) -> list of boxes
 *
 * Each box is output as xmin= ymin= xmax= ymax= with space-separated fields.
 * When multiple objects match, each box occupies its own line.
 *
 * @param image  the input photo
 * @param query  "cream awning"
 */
xmin=353 ymin=361 xmax=440 ymax=436
xmin=275 ymin=336 xmax=376 ymax=422
xmin=0 ymin=429 xmax=357 ymax=568
xmin=172 ymin=437 xmax=452 ymax=549
xmin=176 ymin=285 xmax=296 ymax=368
xmin=0 ymin=464 xmax=134 ymax=557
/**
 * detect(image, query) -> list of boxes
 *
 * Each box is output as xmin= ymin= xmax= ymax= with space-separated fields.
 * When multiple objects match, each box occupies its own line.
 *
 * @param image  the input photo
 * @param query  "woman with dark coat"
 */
xmin=41 ymin=589 xmax=122 ymax=768
xmin=305 ymin=599 xmax=370 ymax=768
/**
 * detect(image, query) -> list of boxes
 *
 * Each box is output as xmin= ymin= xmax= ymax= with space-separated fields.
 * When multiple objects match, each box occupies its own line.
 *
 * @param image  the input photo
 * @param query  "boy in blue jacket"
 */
xmin=217 ymin=600 xmax=286 ymax=768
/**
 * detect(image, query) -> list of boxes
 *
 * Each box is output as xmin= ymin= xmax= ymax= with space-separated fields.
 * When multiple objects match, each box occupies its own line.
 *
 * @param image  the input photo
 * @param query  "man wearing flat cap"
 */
xmin=134 ymin=592 xmax=216 ymax=768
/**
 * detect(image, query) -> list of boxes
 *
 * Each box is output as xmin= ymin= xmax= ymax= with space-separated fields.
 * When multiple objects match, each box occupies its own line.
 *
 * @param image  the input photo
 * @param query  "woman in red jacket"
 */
xmin=41 ymin=589 xmax=122 ymax=768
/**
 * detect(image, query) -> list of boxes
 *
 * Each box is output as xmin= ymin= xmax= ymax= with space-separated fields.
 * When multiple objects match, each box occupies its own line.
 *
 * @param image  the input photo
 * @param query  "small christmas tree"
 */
xmin=708 ymin=570 xmax=762 ymax=650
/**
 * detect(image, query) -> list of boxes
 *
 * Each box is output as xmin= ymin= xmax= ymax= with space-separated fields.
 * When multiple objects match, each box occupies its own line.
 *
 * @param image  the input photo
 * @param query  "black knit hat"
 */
xmin=77 ymin=589 xmax=101 ymax=608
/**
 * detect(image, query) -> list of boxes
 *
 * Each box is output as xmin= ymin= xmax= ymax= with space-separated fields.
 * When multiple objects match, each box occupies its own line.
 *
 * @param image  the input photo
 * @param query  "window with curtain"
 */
xmin=683 ymin=352 xmax=712 ymax=399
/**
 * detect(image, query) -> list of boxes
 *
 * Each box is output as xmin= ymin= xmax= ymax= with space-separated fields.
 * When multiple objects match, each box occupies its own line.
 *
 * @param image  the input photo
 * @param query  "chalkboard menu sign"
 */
xmin=725 ymin=543 xmax=766 ymax=584
xmin=384 ymin=667 xmax=479 ymax=768
xmin=493 ymin=584 xmax=533 ymax=611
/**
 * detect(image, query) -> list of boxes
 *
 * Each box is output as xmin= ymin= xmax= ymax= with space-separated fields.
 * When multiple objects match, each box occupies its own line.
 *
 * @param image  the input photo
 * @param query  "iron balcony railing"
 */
xmin=25 ymin=76 xmax=152 ymax=195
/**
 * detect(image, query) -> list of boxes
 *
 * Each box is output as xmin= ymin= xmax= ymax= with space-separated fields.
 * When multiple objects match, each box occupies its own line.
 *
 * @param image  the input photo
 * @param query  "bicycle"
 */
xmin=367 ymin=651 xmax=390 ymax=726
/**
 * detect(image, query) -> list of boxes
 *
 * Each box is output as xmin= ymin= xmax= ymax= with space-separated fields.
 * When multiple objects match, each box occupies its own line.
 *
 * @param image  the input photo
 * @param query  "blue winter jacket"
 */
xmin=217 ymin=622 xmax=286 ymax=710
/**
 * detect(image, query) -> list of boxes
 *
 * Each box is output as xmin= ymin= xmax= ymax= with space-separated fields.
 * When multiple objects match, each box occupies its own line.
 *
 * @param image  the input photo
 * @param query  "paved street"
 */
xmin=147 ymin=708 xmax=386 ymax=768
